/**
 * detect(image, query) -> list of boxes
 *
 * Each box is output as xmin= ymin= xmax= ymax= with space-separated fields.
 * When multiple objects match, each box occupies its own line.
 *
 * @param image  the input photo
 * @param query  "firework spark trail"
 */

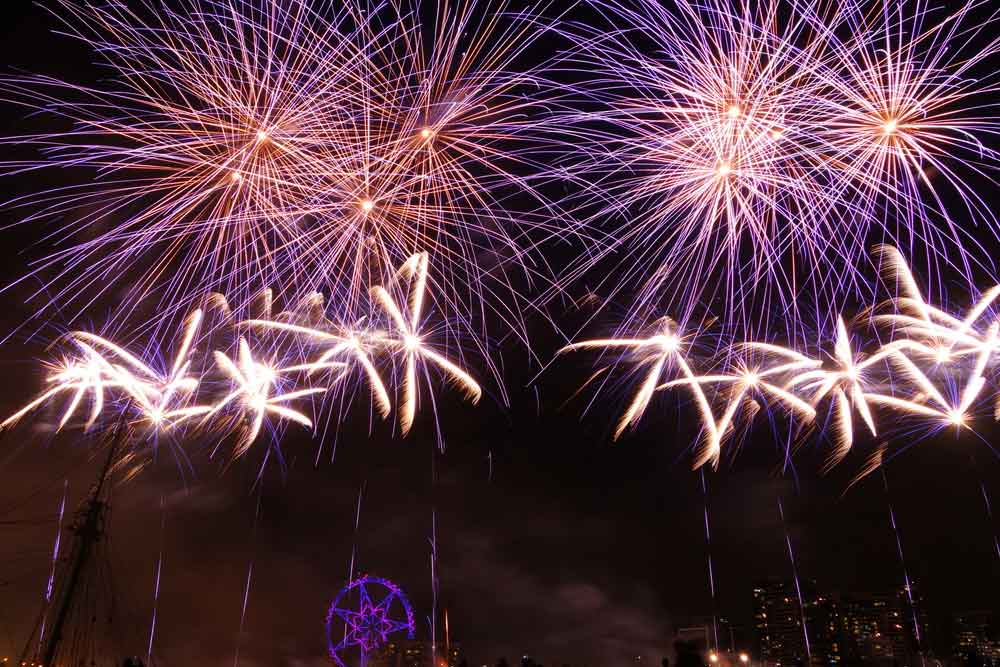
xmin=234 ymin=489 xmax=263 ymax=667
xmin=871 ymin=247 xmax=1000 ymax=358
xmin=863 ymin=321 xmax=997 ymax=431
xmin=981 ymin=482 xmax=1000 ymax=561
xmin=247 ymin=252 xmax=483 ymax=447
xmin=700 ymin=470 xmax=719 ymax=653
xmin=207 ymin=337 xmax=328 ymax=460
xmin=4 ymin=255 xmax=485 ymax=475
xmin=429 ymin=509 xmax=439 ymax=667
xmin=371 ymin=253 xmax=482 ymax=441
xmin=1 ymin=306 xmax=331 ymax=473
xmin=659 ymin=354 xmax=818 ymax=468
xmin=348 ymin=482 xmax=365 ymax=584
xmin=881 ymin=469 xmax=923 ymax=655
xmin=748 ymin=316 xmax=889 ymax=468
xmin=244 ymin=318 xmax=391 ymax=421
xmin=36 ymin=480 xmax=68 ymax=653
xmin=1 ymin=309 xmax=213 ymax=438
xmin=147 ymin=497 xmax=166 ymax=665
xmin=778 ymin=497 xmax=811 ymax=662
xmin=343 ymin=482 xmax=367 ymax=657
xmin=72 ymin=309 xmax=213 ymax=435
xmin=1 ymin=342 xmax=131 ymax=432
xmin=558 ymin=317 xmax=719 ymax=451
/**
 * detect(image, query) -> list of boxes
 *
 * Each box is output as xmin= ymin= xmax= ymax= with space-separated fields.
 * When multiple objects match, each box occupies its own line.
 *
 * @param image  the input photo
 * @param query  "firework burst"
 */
xmin=546 ymin=0 xmax=1000 ymax=328
xmin=0 ymin=0 xmax=366 ymax=321
xmin=0 ymin=0 xmax=558 ymax=350
xmin=812 ymin=0 xmax=1000 ymax=258
xmin=2 ymin=307 xmax=211 ymax=432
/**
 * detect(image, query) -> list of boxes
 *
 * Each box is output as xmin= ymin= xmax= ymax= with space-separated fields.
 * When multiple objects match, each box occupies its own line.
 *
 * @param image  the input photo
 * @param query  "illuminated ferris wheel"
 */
xmin=326 ymin=575 xmax=417 ymax=667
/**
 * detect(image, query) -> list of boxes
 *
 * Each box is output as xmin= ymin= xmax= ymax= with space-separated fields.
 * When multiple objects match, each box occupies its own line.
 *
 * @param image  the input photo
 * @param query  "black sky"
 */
xmin=0 ymin=2 xmax=998 ymax=667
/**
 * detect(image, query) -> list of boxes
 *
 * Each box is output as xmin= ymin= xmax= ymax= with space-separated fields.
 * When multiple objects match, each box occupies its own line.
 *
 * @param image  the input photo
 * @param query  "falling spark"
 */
xmin=147 ymin=498 xmax=166 ymax=663
xmin=881 ymin=470 xmax=922 ymax=647
xmin=778 ymin=498 xmax=812 ymax=662
xmin=37 ymin=480 xmax=68 ymax=652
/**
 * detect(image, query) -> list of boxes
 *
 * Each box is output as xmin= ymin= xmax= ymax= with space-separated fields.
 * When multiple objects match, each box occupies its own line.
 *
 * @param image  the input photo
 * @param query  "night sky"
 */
xmin=0 ymin=3 xmax=999 ymax=667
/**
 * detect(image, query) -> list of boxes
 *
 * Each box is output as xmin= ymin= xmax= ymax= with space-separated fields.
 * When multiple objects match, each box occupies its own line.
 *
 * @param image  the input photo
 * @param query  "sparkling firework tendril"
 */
xmin=559 ymin=246 xmax=1000 ymax=471
xmin=244 ymin=315 xmax=392 ymax=421
xmin=2 ymin=310 xmax=209 ymax=433
xmin=246 ymin=252 xmax=484 ymax=436
xmin=370 ymin=253 xmax=482 ymax=436
xmin=4 ymin=251 xmax=486 ymax=469
xmin=2 ymin=307 xmax=329 ymax=467
xmin=746 ymin=318 xmax=886 ymax=468
xmin=2 ymin=342 xmax=126 ymax=432
xmin=658 ymin=353 xmax=819 ymax=469
xmin=206 ymin=337 xmax=328 ymax=460
xmin=557 ymin=317 xmax=714 ymax=441
xmin=70 ymin=309 xmax=213 ymax=432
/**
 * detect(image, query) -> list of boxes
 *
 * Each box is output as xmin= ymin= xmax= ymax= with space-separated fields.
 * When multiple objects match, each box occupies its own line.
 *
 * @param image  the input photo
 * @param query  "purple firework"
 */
xmin=326 ymin=575 xmax=416 ymax=667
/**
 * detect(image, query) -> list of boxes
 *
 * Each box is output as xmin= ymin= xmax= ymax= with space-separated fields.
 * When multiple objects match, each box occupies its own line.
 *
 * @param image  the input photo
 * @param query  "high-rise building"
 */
xmin=838 ymin=593 xmax=898 ymax=664
xmin=752 ymin=580 xmax=812 ymax=666
xmin=953 ymin=610 xmax=999 ymax=665
xmin=835 ymin=588 xmax=926 ymax=667
xmin=806 ymin=594 xmax=842 ymax=667
xmin=752 ymin=581 xmax=926 ymax=667
xmin=718 ymin=616 xmax=748 ymax=656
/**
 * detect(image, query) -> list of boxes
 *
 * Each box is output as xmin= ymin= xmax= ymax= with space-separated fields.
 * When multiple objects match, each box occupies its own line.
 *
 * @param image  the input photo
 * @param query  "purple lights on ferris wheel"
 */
xmin=326 ymin=575 xmax=416 ymax=667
